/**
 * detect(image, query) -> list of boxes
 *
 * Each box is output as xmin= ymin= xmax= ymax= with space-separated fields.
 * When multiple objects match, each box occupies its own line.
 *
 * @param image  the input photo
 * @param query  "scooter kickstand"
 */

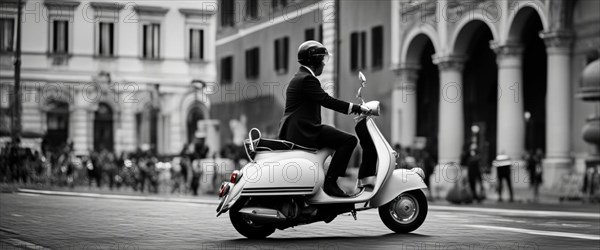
xmin=351 ymin=210 xmax=357 ymax=220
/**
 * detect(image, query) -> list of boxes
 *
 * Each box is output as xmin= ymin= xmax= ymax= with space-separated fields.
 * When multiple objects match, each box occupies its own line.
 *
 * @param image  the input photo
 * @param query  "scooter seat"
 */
xmin=254 ymin=139 xmax=318 ymax=153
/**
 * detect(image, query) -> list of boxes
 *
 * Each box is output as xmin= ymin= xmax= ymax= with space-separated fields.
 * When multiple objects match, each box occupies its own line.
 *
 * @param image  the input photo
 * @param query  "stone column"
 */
xmin=540 ymin=31 xmax=574 ymax=189
xmin=119 ymin=102 xmax=136 ymax=153
xmin=433 ymin=55 xmax=466 ymax=164
xmin=391 ymin=64 xmax=419 ymax=147
xmin=71 ymin=95 xmax=92 ymax=156
xmin=492 ymin=42 xmax=525 ymax=160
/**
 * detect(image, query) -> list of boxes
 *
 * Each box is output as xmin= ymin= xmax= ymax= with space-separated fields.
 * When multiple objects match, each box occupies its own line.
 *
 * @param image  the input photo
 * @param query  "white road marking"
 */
xmin=1 ymin=238 xmax=51 ymax=250
xmin=466 ymin=225 xmax=600 ymax=240
xmin=17 ymin=193 xmax=40 ymax=197
xmin=430 ymin=205 xmax=600 ymax=219
xmin=10 ymin=214 xmax=22 ymax=217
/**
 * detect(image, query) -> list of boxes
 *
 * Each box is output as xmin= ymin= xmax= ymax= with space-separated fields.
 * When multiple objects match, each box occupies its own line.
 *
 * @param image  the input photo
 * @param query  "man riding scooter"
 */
xmin=278 ymin=40 xmax=370 ymax=197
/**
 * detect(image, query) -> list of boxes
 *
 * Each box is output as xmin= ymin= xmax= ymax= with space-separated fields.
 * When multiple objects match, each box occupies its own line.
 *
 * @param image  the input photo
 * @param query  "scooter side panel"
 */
xmin=217 ymin=150 xmax=331 ymax=214
xmin=368 ymin=168 xmax=428 ymax=207
xmin=240 ymin=157 xmax=325 ymax=195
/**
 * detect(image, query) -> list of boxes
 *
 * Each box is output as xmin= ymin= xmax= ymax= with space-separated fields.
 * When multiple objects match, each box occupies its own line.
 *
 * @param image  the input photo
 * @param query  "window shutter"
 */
xmin=190 ymin=29 xmax=199 ymax=59
xmin=283 ymin=37 xmax=289 ymax=72
xmin=108 ymin=23 xmax=114 ymax=55
xmin=372 ymin=26 xmax=383 ymax=68
xmin=350 ymin=32 xmax=358 ymax=71
xmin=360 ymin=31 xmax=366 ymax=69
xmin=153 ymin=24 xmax=160 ymax=58
xmin=199 ymin=29 xmax=204 ymax=60
xmin=274 ymin=39 xmax=280 ymax=71
xmin=189 ymin=29 xmax=193 ymax=59
xmin=254 ymin=48 xmax=260 ymax=77
xmin=0 ymin=19 xmax=14 ymax=52
xmin=54 ymin=21 xmax=68 ymax=53
xmin=143 ymin=25 xmax=150 ymax=58
xmin=245 ymin=50 xmax=250 ymax=78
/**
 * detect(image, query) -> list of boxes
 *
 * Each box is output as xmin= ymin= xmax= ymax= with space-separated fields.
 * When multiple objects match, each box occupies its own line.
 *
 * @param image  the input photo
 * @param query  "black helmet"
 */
xmin=297 ymin=40 xmax=330 ymax=66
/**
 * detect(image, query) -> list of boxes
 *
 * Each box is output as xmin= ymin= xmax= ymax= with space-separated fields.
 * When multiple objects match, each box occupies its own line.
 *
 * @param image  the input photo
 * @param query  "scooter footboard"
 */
xmin=369 ymin=168 xmax=427 ymax=207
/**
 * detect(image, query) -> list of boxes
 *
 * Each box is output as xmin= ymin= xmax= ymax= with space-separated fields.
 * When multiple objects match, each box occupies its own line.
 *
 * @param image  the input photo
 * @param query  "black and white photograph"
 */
xmin=0 ymin=0 xmax=599 ymax=249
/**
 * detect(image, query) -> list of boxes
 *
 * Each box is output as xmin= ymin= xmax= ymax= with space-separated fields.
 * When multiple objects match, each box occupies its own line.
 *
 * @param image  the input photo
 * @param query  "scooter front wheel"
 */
xmin=378 ymin=189 xmax=428 ymax=233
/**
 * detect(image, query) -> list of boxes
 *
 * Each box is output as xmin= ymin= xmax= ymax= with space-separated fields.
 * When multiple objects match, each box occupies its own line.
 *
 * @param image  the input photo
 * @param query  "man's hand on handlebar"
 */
xmin=351 ymin=104 xmax=371 ymax=115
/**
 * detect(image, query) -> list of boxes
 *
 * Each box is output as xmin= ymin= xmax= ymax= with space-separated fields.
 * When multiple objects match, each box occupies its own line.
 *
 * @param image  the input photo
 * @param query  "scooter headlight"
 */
xmin=364 ymin=101 xmax=380 ymax=116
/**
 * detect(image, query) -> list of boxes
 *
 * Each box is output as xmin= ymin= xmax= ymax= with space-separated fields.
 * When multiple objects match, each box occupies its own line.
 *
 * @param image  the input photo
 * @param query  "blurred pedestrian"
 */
xmin=466 ymin=148 xmax=485 ymax=202
xmin=526 ymin=149 xmax=543 ymax=202
xmin=190 ymin=153 xmax=202 ymax=196
xmin=414 ymin=148 xmax=435 ymax=199
xmin=148 ymin=156 xmax=159 ymax=194
xmin=171 ymin=157 xmax=184 ymax=194
xmin=493 ymin=154 xmax=514 ymax=202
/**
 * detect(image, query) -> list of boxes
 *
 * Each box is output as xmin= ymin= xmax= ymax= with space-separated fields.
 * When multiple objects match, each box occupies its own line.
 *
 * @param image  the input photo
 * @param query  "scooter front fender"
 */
xmin=369 ymin=168 xmax=428 ymax=207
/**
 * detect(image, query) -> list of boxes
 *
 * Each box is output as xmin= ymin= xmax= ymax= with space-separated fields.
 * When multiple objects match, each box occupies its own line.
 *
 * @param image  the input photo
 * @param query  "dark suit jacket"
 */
xmin=278 ymin=67 xmax=352 ymax=148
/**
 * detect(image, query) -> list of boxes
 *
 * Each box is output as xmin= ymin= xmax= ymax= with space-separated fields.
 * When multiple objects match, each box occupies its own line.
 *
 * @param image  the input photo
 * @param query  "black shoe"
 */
xmin=324 ymin=176 xmax=350 ymax=197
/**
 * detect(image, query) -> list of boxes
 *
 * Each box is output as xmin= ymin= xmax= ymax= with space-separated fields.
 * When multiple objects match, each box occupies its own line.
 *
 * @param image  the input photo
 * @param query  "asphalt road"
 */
xmin=0 ymin=193 xmax=598 ymax=250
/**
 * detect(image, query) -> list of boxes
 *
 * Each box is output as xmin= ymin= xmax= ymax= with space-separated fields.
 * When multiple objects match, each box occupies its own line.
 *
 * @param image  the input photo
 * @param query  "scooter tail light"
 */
xmin=230 ymin=170 xmax=241 ymax=183
xmin=218 ymin=182 xmax=230 ymax=197
xmin=218 ymin=184 xmax=225 ymax=197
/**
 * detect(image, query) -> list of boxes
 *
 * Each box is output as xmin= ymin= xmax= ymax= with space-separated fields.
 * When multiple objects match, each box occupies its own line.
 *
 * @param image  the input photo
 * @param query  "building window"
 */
xmin=91 ymin=2 xmax=124 ymax=58
xmin=98 ymin=22 xmax=114 ymax=56
xmin=0 ymin=18 xmax=14 ymax=53
xmin=371 ymin=26 xmax=383 ymax=69
xmin=246 ymin=0 xmax=258 ymax=19
xmin=350 ymin=31 xmax=367 ymax=71
xmin=245 ymin=47 xmax=260 ymax=79
xmin=221 ymin=56 xmax=233 ymax=85
xmin=52 ymin=20 xmax=69 ymax=54
xmin=142 ymin=23 xmax=160 ymax=59
xmin=274 ymin=37 xmax=289 ymax=74
xmin=189 ymin=29 xmax=204 ymax=60
xmin=221 ymin=0 xmax=235 ymax=27
xmin=45 ymin=1 xmax=79 ymax=58
xmin=272 ymin=0 xmax=288 ymax=9
xmin=305 ymin=28 xmax=315 ymax=41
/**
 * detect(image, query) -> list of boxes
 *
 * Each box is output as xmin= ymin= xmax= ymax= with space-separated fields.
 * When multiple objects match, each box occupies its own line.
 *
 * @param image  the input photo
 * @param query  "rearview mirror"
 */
xmin=358 ymin=72 xmax=366 ymax=86
xmin=356 ymin=72 xmax=366 ymax=103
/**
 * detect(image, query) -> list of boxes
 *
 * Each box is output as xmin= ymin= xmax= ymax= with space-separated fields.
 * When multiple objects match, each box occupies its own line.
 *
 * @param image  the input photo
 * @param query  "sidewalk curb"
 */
xmin=17 ymin=189 xmax=221 ymax=205
xmin=16 ymin=189 xmax=599 ymax=219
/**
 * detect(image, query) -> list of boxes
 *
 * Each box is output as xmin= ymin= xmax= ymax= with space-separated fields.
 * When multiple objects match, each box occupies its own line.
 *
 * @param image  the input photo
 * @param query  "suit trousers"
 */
xmin=316 ymin=125 xmax=358 ymax=177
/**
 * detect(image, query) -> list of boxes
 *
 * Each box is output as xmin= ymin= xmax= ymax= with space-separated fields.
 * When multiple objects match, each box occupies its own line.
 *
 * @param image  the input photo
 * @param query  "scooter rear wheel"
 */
xmin=378 ymin=189 xmax=428 ymax=233
xmin=229 ymin=208 xmax=276 ymax=239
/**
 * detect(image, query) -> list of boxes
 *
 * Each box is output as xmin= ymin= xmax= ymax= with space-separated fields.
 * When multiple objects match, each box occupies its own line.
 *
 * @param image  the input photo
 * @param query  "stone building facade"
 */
xmin=1 ymin=0 xmax=218 ymax=156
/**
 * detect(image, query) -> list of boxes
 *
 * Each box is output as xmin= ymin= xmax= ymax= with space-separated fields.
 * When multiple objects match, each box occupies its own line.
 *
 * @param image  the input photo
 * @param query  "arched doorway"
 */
xmin=414 ymin=37 xmax=439 ymax=161
xmin=94 ymin=103 xmax=114 ymax=152
xmin=459 ymin=21 xmax=498 ymax=168
xmin=43 ymin=101 xmax=69 ymax=153
xmin=186 ymin=103 xmax=205 ymax=143
xmin=510 ymin=8 xmax=547 ymax=154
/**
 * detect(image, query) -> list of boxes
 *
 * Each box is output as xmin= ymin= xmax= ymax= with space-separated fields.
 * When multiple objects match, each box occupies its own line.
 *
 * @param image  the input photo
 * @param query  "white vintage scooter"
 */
xmin=216 ymin=72 xmax=428 ymax=239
